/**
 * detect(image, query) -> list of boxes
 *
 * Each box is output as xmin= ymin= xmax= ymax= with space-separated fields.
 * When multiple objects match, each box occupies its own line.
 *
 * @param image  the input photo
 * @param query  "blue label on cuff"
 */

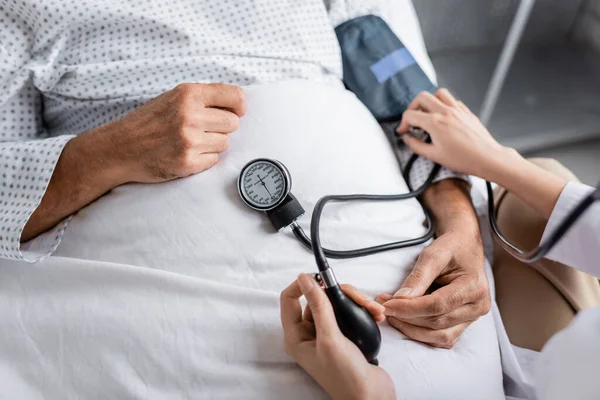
xmin=370 ymin=48 xmax=417 ymax=83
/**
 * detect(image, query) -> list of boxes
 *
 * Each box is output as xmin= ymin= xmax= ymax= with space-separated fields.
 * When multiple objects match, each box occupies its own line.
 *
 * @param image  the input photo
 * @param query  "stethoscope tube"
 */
xmin=488 ymin=180 xmax=600 ymax=264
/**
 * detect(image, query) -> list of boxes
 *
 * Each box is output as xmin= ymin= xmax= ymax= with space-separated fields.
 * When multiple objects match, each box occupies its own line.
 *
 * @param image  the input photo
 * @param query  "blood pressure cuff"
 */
xmin=335 ymin=15 xmax=437 ymax=122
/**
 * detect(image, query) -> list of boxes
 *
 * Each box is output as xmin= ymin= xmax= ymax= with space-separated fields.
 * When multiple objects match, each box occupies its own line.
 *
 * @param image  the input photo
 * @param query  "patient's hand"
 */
xmin=108 ymin=83 xmax=246 ymax=182
xmin=377 ymin=180 xmax=491 ymax=349
xmin=22 ymin=83 xmax=246 ymax=241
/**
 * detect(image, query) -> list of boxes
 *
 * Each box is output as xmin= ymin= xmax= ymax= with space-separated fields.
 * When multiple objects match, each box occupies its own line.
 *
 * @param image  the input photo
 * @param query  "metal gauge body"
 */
xmin=238 ymin=158 xmax=292 ymax=211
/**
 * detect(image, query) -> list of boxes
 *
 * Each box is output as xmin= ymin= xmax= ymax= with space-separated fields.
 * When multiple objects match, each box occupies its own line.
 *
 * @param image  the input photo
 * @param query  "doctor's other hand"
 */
xmin=397 ymin=89 xmax=516 ymax=180
xmin=98 ymin=82 xmax=246 ymax=184
xmin=280 ymin=274 xmax=396 ymax=400
xmin=377 ymin=228 xmax=491 ymax=349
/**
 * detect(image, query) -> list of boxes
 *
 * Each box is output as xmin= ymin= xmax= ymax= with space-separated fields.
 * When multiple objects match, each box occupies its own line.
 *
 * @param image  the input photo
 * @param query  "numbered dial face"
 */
xmin=239 ymin=159 xmax=291 ymax=211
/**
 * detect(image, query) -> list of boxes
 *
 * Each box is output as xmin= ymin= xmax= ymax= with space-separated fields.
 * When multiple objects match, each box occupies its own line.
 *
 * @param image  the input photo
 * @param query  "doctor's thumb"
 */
xmin=394 ymin=254 xmax=447 ymax=298
xmin=297 ymin=274 xmax=339 ymax=336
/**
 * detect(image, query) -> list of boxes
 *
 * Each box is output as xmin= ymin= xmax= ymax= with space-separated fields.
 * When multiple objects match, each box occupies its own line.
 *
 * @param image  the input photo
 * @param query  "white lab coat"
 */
xmin=505 ymin=182 xmax=600 ymax=400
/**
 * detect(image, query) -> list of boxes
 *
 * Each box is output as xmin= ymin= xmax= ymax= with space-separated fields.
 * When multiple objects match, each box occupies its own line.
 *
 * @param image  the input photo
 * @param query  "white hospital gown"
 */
xmin=0 ymin=0 xmax=462 ymax=262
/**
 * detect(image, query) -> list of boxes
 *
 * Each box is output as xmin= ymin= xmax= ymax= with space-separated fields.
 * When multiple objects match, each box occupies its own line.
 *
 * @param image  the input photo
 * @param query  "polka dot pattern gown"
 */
xmin=0 ymin=0 xmax=464 ymax=262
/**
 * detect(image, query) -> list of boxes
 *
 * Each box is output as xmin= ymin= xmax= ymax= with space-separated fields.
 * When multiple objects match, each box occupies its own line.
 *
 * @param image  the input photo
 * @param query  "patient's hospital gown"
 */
xmin=0 ymin=0 xmax=461 ymax=262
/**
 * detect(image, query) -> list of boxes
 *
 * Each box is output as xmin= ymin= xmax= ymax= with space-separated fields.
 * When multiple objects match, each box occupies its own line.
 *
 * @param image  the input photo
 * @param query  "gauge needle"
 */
xmin=257 ymin=175 xmax=272 ymax=197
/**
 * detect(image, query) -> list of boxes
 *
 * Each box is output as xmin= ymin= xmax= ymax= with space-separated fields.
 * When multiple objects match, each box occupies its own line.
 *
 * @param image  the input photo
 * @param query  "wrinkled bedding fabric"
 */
xmin=0 ymin=82 xmax=504 ymax=399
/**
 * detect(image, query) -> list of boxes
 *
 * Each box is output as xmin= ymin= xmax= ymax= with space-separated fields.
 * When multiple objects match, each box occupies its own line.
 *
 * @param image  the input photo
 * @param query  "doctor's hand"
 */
xmin=103 ymin=82 xmax=246 ymax=184
xmin=396 ymin=89 xmax=514 ymax=181
xmin=377 ymin=226 xmax=491 ymax=349
xmin=281 ymin=274 xmax=395 ymax=400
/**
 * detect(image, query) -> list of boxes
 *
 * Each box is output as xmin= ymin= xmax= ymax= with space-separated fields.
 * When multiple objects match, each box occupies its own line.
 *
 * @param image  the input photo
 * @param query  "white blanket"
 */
xmin=0 ymin=81 xmax=504 ymax=399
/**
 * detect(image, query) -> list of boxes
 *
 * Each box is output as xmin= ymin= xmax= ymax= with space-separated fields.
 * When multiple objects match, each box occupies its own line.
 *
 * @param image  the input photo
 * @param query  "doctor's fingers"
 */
xmin=387 ymin=317 xmax=470 ymax=349
xmin=435 ymin=88 xmax=460 ymax=108
xmin=280 ymin=279 xmax=308 ymax=345
xmin=407 ymin=91 xmax=449 ymax=113
xmin=296 ymin=274 xmax=341 ymax=338
xmin=281 ymin=279 xmax=303 ymax=322
xmin=304 ymin=285 xmax=385 ymax=324
xmin=397 ymin=91 xmax=449 ymax=134
xmin=435 ymin=89 xmax=474 ymax=118
xmin=396 ymin=110 xmax=447 ymax=141
xmin=340 ymin=284 xmax=386 ymax=322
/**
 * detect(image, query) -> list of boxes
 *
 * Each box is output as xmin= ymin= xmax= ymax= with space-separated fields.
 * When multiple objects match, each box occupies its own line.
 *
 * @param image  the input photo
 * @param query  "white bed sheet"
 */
xmin=0 ymin=81 xmax=504 ymax=399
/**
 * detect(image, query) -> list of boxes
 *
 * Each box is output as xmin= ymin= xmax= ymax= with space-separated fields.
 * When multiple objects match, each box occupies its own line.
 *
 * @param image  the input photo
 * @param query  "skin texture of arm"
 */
xmin=21 ymin=83 xmax=246 ymax=242
xmin=22 ymin=125 xmax=129 ymax=242
xmin=421 ymin=178 xmax=480 ymax=238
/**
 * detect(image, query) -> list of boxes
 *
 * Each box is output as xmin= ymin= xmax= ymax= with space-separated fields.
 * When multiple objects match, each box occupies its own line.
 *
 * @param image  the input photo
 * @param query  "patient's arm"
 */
xmin=22 ymin=83 xmax=245 ymax=242
xmin=379 ymin=178 xmax=490 ymax=349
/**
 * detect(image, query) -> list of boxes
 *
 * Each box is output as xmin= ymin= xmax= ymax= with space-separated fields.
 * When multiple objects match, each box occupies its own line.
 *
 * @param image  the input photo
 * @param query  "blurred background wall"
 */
xmin=412 ymin=0 xmax=600 ymax=184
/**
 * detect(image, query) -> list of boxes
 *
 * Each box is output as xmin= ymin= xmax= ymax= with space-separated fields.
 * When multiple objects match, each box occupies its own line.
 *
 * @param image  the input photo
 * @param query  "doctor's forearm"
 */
xmin=485 ymin=149 xmax=568 ymax=219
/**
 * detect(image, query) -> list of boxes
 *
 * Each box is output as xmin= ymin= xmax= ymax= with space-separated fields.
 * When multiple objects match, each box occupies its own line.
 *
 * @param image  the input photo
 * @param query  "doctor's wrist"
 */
xmin=479 ymin=146 xmax=523 ymax=186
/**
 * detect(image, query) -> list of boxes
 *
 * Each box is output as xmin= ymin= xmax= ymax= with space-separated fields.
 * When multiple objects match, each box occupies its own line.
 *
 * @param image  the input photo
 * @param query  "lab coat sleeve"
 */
xmin=541 ymin=182 xmax=600 ymax=278
xmin=533 ymin=307 xmax=600 ymax=400
xmin=0 ymin=13 xmax=75 ymax=262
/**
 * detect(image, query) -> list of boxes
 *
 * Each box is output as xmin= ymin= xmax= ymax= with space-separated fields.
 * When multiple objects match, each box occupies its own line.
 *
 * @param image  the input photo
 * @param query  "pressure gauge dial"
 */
xmin=238 ymin=158 xmax=292 ymax=211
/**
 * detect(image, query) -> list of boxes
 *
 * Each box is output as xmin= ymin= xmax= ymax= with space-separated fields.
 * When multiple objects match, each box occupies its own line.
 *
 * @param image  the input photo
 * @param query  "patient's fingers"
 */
xmin=394 ymin=245 xmax=453 ymax=299
xmin=199 ymin=108 xmax=240 ymax=133
xmin=195 ymin=132 xmax=231 ymax=153
xmin=181 ymin=153 xmax=220 ymax=177
xmin=388 ymin=317 xmax=470 ymax=349
xmin=397 ymin=304 xmax=480 ymax=330
xmin=199 ymin=83 xmax=247 ymax=117
xmin=383 ymin=276 xmax=479 ymax=319
xmin=375 ymin=293 xmax=392 ymax=305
